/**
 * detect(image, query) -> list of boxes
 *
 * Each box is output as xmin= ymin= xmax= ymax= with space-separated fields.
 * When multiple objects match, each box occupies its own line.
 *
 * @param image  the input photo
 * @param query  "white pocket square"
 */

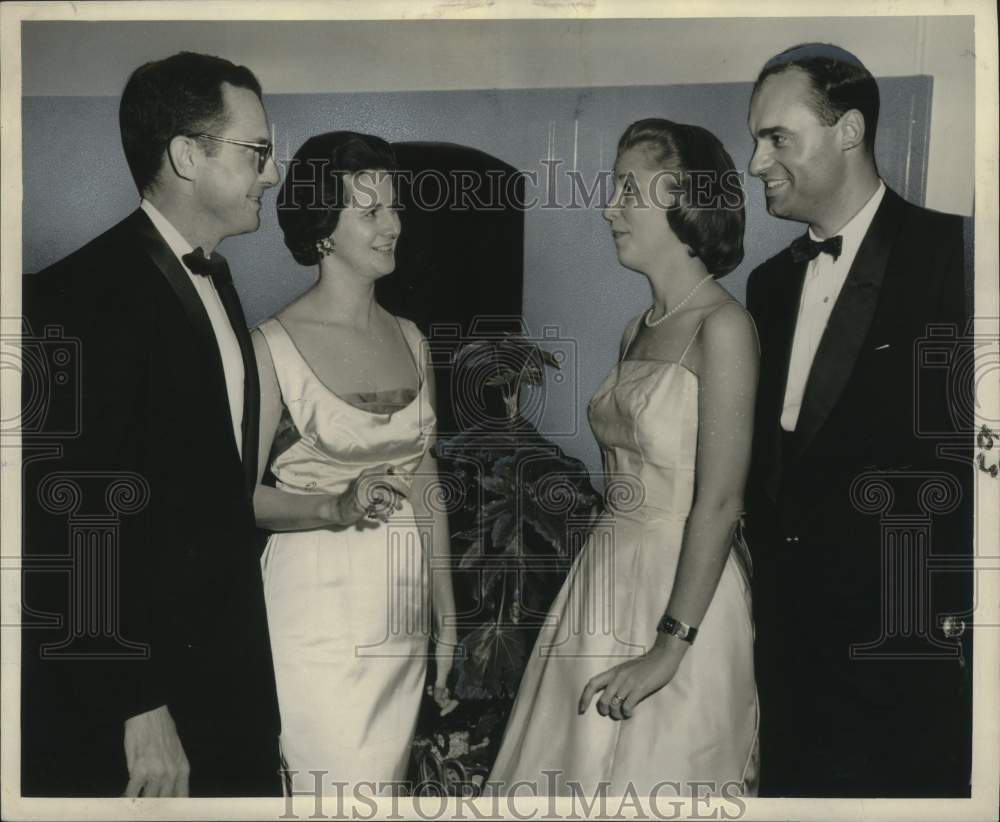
xmin=874 ymin=344 xmax=891 ymax=351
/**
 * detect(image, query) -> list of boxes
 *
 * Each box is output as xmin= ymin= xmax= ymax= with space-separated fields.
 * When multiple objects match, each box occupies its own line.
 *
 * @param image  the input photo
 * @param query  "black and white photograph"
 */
xmin=2 ymin=1 xmax=997 ymax=819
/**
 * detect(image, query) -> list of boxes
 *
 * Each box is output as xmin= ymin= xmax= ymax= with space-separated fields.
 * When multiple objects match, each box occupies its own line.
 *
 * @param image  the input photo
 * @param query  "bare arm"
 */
xmin=250 ymin=329 xmax=404 ymax=531
xmin=407 ymin=353 xmax=459 ymax=713
xmin=655 ymin=302 xmax=758 ymax=642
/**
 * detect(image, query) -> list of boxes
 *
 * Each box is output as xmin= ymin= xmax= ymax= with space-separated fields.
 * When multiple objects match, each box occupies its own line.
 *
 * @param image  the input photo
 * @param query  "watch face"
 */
xmin=676 ymin=624 xmax=690 ymax=639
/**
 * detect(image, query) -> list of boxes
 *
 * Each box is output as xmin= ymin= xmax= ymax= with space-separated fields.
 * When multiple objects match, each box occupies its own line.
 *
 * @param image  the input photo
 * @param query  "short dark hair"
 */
xmin=616 ymin=118 xmax=745 ymax=278
xmin=754 ymin=42 xmax=880 ymax=153
xmin=277 ymin=131 xmax=398 ymax=267
xmin=119 ymin=51 xmax=263 ymax=194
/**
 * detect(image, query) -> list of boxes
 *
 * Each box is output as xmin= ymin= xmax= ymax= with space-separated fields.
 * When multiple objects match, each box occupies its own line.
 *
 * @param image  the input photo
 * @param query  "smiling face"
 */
xmin=747 ymin=68 xmax=846 ymax=228
xmin=193 ymin=82 xmax=279 ymax=242
xmin=326 ymin=170 xmax=400 ymax=279
xmin=601 ymin=145 xmax=686 ymax=275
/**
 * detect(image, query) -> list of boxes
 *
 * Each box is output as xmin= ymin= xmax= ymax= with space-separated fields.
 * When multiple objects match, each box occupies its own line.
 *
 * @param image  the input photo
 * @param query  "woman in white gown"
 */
xmin=252 ymin=132 xmax=456 ymax=793
xmin=488 ymin=119 xmax=760 ymax=796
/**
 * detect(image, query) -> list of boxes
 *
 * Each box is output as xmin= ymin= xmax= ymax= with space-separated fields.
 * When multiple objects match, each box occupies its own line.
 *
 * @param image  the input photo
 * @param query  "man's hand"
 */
xmin=122 ymin=705 xmax=190 ymax=797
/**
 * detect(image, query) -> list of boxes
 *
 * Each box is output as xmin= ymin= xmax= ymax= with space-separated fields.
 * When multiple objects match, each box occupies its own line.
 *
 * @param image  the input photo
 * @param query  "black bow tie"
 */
xmin=182 ymin=248 xmax=232 ymax=283
xmin=790 ymin=233 xmax=843 ymax=264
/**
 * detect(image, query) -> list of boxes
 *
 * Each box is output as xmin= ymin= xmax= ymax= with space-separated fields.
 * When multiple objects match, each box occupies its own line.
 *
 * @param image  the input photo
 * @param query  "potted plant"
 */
xmin=409 ymin=333 xmax=601 ymax=794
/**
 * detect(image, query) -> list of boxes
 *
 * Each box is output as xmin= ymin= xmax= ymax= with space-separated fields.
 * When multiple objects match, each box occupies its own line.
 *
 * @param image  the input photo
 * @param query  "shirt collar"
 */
xmin=807 ymin=179 xmax=886 ymax=260
xmin=139 ymin=199 xmax=196 ymax=268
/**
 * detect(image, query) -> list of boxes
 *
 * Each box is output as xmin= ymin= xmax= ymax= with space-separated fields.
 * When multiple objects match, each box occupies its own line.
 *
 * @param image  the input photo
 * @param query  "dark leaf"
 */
xmin=453 ymin=620 xmax=526 ymax=700
xmin=539 ymin=349 xmax=561 ymax=369
xmin=524 ymin=508 xmax=566 ymax=552
xmin=490 ymin=512 xmax=516 ymax=549
xmin=484 ymin=369 xmax=519 ymax=387
xmin=453 ymin=526 xmax=485 ymax=543
xmin=520 ymin=367 xmax=544 ymax=385
xmin=481 ymin=498 xmax=511 ymax=518
xmin=459 ymin=541 xmax=485 ymax=570
xmin=481 ymin=473 xmax=513 ymax=496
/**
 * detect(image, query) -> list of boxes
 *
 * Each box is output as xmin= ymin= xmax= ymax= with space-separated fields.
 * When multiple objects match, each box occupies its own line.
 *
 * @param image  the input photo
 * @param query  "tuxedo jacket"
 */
xmin=22 ymin=210 xmax=279 ymax=795
xmin=746 ymin=186 xmax=971 ymax=672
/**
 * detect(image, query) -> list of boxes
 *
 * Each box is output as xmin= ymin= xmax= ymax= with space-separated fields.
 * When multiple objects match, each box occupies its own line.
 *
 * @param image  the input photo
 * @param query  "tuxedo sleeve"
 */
xmin=42 ymin=262 xmax=173 ymax=722
xmin=745 ymin=264 xmax=767 ymax=328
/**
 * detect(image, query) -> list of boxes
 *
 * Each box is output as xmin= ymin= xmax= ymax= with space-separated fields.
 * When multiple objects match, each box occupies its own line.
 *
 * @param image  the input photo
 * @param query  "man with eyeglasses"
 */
xmin=23 ymin=51 xmax=281 ymax=797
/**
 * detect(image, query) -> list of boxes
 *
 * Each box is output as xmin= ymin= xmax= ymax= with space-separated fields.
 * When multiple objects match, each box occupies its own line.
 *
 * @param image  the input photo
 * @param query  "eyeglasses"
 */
xmin=188 ymin=133 xmax=274 ymax=173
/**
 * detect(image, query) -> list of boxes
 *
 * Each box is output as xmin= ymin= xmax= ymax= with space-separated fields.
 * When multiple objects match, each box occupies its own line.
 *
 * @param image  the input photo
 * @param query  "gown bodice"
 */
xmin=589 ymin=358 xmax=699 ymax=520
xmin=588 ymin=315 xmax=700 ymax=520
xmin=256 ymin=317 xmax=435 ymax=497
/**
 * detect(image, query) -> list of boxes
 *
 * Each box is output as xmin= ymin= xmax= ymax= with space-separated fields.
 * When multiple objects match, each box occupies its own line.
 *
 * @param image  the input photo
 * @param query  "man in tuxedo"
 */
xmin=22 ymin=52 xmax=282 ymax=796
xmin=745 ymin=44 xmax=972 ymax=797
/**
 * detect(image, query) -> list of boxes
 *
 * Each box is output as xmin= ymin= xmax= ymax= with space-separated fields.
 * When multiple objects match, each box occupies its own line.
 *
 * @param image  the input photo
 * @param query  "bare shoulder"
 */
xmin=699 ymin=301 xmax=759 ymax=359
xmin=393 ymin=314 xmax=426 ymax=341
xmin=701 ymin=300 xmax=755 ymax=337
xmin=273 ymin=285 xmax=323 ymax=327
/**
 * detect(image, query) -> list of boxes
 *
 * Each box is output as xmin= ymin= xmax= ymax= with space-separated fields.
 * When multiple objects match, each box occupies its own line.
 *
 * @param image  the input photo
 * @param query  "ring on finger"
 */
xmin=610 ymin=695 xmax=624 ymax=706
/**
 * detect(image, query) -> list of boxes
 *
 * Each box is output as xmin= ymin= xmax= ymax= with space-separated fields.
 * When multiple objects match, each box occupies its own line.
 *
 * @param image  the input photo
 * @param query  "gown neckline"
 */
xmin=268 ymin=317 xmax=424 ymax=419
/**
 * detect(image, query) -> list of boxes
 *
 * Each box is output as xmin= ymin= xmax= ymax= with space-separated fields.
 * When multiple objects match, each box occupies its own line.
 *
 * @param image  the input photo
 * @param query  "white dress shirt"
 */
xmin=140 ymin=200 xmax=245 ymax=457
xmin=780 ymin=181 xmax=886 ymax=432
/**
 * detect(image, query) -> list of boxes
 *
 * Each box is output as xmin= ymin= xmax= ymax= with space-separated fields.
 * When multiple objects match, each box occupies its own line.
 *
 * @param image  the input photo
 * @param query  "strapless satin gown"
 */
xmin=256 ymin=317 xmax=435 ymax=793
xmin=488 ymin=313 xmax=759 ymax=797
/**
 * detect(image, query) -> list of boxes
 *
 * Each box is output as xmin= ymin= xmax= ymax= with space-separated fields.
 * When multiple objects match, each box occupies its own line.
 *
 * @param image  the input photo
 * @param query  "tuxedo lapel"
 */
xmin=125 ymin=209 xmax=242 ymax=468
xmin=761 ymin=254 xmax=808 ymax=500
xmin=210 ymin=264 xmax=260 ymax=498
xmin=791 ymin=188 xmax=904 ymax=460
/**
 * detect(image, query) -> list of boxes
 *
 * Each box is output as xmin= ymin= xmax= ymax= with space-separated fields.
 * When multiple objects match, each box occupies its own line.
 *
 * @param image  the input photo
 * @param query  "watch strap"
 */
xmin=656 ymin=614 xmax=698 ymax=644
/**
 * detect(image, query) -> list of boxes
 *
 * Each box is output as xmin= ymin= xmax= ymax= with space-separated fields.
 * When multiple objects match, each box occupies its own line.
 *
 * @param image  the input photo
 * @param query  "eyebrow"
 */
xmin=755 ymin=126 xmax=789 ymax=139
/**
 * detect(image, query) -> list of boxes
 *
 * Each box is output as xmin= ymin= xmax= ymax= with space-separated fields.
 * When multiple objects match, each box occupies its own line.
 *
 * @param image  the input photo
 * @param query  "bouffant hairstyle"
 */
xmin=277 ymin=131 xmax=398 ymax=267
xmin=616 ymin=119 xmax=745 ymax=278
xmin=754 ymin=43 xmax=880 ymax=154
xmin=119 ymin=51 xmax=262 ymax=195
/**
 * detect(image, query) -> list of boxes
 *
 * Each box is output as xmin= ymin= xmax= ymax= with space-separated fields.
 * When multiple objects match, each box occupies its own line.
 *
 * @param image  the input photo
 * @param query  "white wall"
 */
xmin=22 ymin=16 xmax=975 ymax=214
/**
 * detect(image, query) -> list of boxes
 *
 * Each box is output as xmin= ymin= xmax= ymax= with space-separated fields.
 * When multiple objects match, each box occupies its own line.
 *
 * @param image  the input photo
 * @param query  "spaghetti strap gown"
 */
xmin=488 ymin=307 xmax=759 ymax=797
xmin=256 ymin=317 xmax=435 ymax=792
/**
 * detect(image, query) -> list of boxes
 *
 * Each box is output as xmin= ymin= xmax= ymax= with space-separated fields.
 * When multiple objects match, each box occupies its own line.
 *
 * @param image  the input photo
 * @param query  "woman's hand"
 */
xmin=578 ymin=634 xmax=688 ymax=720
xmin=428 ymin=622 xmax=459 ymax=716
xmin=319 ymin=463 xmax=410 ymax=526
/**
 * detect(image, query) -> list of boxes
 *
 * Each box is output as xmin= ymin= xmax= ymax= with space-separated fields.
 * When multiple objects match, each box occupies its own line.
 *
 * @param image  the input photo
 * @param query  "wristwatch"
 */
xmin=657 ymin=614 xmax=698 ymax=644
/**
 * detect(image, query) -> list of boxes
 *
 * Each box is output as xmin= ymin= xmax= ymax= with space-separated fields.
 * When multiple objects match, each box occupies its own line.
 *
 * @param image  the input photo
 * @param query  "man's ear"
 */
xmin=166 ymin=135 xmax=199 ymax=182
xmin=838 ymin=109 xmax=866 ymax=152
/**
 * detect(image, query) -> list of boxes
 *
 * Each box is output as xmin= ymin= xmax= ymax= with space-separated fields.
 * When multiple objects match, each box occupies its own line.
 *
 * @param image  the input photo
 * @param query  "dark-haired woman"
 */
xmin=252 ymin=132 xmax=456 ymax=791
xmin=488 ymin=119 xmax=759 ymax=795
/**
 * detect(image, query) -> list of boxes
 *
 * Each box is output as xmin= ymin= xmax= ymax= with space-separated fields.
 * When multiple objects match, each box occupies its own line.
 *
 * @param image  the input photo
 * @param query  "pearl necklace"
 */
xmin=644 ymin=274 xmax=714 ymax=327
